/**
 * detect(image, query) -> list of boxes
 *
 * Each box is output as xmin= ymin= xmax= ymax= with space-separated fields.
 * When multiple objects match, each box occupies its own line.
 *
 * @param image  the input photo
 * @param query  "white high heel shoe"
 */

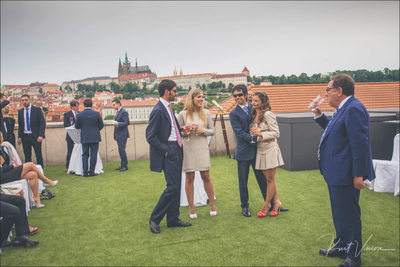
xmin=44 ymin=180 xmax=58 ymax=187
xmin=32 ymin=202 xmax=45 ymax=209
xmin=210 ymin=210 xmax=217 ymax=216
xmin=189 ymin=213 xmax=198 ymax=219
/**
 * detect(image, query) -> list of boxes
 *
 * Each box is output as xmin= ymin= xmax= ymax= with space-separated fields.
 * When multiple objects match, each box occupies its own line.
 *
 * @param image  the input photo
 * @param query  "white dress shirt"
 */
xmin=24 ymin=104 xmax=32 ymax=134
xmin=159 ymin=98 xmax=178 ymax=142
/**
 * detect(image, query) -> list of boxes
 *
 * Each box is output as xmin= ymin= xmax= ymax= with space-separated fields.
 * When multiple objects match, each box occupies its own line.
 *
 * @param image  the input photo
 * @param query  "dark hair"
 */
xmin=158 ymin=79 xmax=177 ymax=97
xmin=112 ymin=99 xmax=121 ymax=105
xmin=251 ymin=92 xmax=272 ymax=125
xmin=331 ymin=74 xmax=354 ymax=96
xmin=232 ymin=84 xmax=248 ymax=95
xmin=21 ymin=94 xmax=30 ymax=99
xmin=83 ymin=99 xmax=93 ymax=107
xmin=70 ymin=100 xmax=79 ymax=107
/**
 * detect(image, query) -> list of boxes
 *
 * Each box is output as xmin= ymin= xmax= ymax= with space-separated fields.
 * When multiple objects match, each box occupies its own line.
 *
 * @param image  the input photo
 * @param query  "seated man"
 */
xmin=0 ymin=192 xmax=39 ymax=248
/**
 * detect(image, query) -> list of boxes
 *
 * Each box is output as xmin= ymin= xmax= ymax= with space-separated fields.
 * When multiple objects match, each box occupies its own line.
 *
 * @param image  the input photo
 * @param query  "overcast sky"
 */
xmin=1 ymin=1 xmax=399 ymax=85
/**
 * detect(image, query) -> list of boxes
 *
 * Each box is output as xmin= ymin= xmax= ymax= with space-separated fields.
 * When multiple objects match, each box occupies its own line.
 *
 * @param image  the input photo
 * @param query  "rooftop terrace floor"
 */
xmin=1 ymin=156 xmax=399 ymax=266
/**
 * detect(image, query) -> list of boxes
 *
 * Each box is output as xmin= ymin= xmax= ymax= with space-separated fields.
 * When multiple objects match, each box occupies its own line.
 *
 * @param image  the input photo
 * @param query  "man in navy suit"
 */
xmin=63 ymin=100 xmax=79 ymax=172
xmin=75 ymin=99 xmax=104 ymax=177
xmin=146 ymin=79 xmax=191 ymax=234
xmin=313 ymin=74 xmax=375 ymax=267
xmin=17 ymin=95 xmax=46 ymax=168
xmin=229 ymin=84 xmax=268 ymax=217
xmin=112 ymin=99 xmax=130 ymax=172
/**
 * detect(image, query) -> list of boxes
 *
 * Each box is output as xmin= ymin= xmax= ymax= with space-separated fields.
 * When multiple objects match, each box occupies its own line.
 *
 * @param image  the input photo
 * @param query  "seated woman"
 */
xmin=0 ymin=133 xmax=58 ymax=208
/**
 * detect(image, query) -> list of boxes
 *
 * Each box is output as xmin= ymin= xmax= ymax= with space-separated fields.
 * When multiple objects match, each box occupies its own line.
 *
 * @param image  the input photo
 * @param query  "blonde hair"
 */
xmin=183 ymin=88 xmax=207 ymax=124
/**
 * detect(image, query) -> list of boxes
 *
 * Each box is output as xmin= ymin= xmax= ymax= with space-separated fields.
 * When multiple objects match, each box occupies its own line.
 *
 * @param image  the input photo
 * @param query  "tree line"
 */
xmin=249 ymin=68 xmax=399 ymax=85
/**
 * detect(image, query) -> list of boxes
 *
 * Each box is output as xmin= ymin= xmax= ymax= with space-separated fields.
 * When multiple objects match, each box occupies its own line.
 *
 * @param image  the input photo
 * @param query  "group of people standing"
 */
xmin=146 ymin=75 xmax=374 ymax=267
xmin=145 ymin=80 xmax=289 ymax=235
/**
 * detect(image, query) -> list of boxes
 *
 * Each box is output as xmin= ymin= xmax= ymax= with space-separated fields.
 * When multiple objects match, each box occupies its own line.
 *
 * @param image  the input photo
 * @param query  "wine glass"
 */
xmin=250 ymin=127 xmax=257 ymax=143
xmin=184 ymin=125 xmax=191 ymax=141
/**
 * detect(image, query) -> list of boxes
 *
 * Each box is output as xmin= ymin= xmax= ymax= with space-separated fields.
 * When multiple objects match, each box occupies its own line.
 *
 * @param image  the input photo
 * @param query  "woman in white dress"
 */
xmin=250 ymin=92 xmax=284 ymax=218
xmin=178 ymin=88 xmax=216 ymax=219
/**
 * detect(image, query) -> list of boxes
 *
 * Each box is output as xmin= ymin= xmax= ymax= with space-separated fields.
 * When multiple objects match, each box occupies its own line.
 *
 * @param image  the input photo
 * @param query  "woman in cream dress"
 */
xmin=178 ymin=88 xmax=216 ymax=219
xmin=250 ymin=92 xmax=284 ymax=218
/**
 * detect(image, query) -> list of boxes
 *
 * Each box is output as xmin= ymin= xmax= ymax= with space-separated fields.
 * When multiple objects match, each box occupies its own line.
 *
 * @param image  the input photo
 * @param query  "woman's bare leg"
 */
xmin=185 ymin=172 xmax=196 ymax=215
xmin=199 ymin=170 xmax=216 ymax=211
xmin=20 ymin=162 xmax=54 ymax=185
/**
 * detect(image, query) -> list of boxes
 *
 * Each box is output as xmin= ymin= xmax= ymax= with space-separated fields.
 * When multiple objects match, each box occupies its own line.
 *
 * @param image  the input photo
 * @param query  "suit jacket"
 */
xmin=18 ymin=105 xmax=46 ymax=140
xmin=75 ymin=108 xmax=104 ymax=144
xmin=316 ymin=96 xmax=375 ymax=186
xmin=0 ymin=100 xmax=10 ymax=137
xmin=146 ymin=101 xmax=181 ymax=172
xmin=63 ymin=110 xmax=78 ymax=140
xmin=3 ymin=117 xmax=16 ymax=146
xmin=114 ymin=108 xmax=130 ymax=140
xmin=229 ymin=103 xmax=257 ymax=161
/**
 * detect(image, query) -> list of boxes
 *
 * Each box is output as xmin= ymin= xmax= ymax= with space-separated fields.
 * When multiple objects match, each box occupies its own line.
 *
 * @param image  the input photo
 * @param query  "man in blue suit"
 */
xmin=17 ymin=95 xmax=46 ymax=168
xmin=75 ymin=99 xmax=104 ymax=177
xmin=313 ymin=74 xmax=375 ymax=267
xmin=63 ymin=100 xmax=79 ymax=172
xmin=146 ymin=79 xmax=191 ymax=234
xmin=112 ymin=99 xmax=130 ymax=172
xmin=229 ymin=84 xmax=268 ymax=217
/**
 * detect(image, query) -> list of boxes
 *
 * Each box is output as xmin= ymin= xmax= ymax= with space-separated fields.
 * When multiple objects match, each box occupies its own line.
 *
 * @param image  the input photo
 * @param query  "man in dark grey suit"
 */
xmin=112 ymin=99 xmax=130 ymax=172
xmin=17 ymin=95 xmax=46 ymax=168
xmin=75 ymin=99 xmax=104 ymax=177
xmin=63 ymin=100 xmax=79 ymax=172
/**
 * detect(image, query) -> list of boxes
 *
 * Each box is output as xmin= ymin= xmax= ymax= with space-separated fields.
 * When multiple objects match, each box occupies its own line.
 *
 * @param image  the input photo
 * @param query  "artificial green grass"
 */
xmin=1 ymin=155 xmax=399 ymax=266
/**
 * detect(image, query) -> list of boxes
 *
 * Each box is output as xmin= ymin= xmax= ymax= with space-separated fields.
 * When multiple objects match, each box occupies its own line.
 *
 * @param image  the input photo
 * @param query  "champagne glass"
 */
xmin=184 ymin=125 xmax=191 ymax=141
xmin=250 ymin=127 xmax=257 ymax=143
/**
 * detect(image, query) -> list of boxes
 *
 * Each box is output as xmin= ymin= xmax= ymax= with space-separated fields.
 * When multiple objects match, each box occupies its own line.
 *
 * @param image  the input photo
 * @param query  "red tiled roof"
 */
xmin=209 ymin=82 xmax=400 ymax=115
xmin=213 ymin=73 xmax=246 ymax=78
xmin=4 ymin=85 xmax=29 ymax=89
xmin=242 ymin=67 xmax=249 ymax=72
xmin=158 ymin=73 xmax=214 ymax=79
xmin=44 ymin=84 xmax=59 ymax=87
xmin=104 ymin=99 xmax=158 ymax=107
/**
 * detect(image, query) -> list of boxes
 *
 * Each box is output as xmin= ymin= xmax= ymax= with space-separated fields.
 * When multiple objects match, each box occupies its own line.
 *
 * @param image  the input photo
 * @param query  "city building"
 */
xmin=102 ymin=98 xmax=158 ymax=121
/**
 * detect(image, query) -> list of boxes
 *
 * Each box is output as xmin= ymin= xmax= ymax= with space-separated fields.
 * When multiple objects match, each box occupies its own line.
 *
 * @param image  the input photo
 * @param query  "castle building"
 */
xmin=118 ymin=53 xmax=152 ymax=77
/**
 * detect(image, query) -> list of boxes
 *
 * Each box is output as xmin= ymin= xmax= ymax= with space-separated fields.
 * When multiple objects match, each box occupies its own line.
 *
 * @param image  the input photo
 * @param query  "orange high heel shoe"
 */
xmin=270 ymin=202 xmax=281 ymax=217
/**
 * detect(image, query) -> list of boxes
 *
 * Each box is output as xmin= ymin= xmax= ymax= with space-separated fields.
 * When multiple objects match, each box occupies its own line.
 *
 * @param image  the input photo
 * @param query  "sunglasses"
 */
xmin=233 ymin=93 xmax=244 ymax=98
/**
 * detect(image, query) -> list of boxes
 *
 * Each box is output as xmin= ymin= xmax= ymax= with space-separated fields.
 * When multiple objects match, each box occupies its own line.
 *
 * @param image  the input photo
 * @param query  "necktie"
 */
xmin=317 ymin=110 xmax=338 ymax=159
xmin=243 ymin=105 xmax=249 ymax=115
xmin=26 ymin=108 xmax=31 ymax=131
xmin=115 ymin=110 xmax=119 ymax=120
xmin=74 ymin=112 xmax=77 ymax=120
xmin=168 ymin=104 xmax=182 ymax=147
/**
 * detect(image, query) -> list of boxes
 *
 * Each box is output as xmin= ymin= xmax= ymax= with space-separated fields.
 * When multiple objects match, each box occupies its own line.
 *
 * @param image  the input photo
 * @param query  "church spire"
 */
xmin=124 ymin=52 xmax=130 ymax=64
xmin=135 ymin=57 xmax=138 ymax=68
xmin=118 ymin=58 xmax=123 ymax=77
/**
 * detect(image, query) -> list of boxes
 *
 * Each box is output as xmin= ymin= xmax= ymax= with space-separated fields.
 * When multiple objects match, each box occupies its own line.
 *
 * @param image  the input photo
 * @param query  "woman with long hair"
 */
xmin=178 ymin=88 xmax=216 ymax=219
xmin=250 ymin=92 xmax=284 ymax=217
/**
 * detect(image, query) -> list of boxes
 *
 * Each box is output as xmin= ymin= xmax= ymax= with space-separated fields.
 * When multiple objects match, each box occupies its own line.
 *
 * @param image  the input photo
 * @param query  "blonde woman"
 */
xmin=178 ymin=88 xmax=216 ymax=219
xmin=250 ymin=92 xmax=284 ymax=218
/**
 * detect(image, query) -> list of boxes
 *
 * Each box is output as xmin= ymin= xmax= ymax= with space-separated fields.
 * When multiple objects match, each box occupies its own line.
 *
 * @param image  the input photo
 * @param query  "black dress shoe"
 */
xmin=119 ymin=167 xmax=128 ymax=172
xmin=115 ymin=167 xmax=121 ymax=170
xmin=149 ymin=220 xmax=160 ymax=234
xmin=242 ymin=207 xmax=251 ymax=217
xmin=338 ymin=258 xmax=361 ymax=267
xmin=319 ymin=248 xmax=347 ymax=259
xmin=167 ymin=219 xmax=192 ymax=228
xmin=88 ymin=173 xmax=98 ymax=177
xmin=280 ymin=207 xmax=289 ymax=212
xmin=11 ymin=235 xmax=39 ymax=247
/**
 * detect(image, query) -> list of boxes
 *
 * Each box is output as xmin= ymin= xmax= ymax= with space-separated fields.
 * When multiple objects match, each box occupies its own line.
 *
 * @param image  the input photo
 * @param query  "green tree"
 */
xmin=171 ymin=102 xmax=184 ymax=113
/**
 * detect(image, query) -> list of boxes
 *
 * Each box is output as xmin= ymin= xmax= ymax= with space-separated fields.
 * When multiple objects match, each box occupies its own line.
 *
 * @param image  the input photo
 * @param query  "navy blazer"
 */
xmin=18 ymin=105 xmax=46 ymax=140
xmin=114 ymin=108 xmax=130 ymax=140
xmin=316 ymin=96 xmax=375 ymax=186
xmin=63 ymin=110 xmax=78 ymax=140
xmin=229 ymin=103 xmax=257 ymax=161
xmin=146 ymin=101 xmax=181 ymax=172
xmin=75 ymin=108 xmax=104 ymax=144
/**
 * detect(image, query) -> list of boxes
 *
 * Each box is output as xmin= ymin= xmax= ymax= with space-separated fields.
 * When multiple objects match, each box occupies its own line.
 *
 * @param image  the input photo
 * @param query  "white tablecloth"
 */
xmin=180 ymin=172 xmax=209 ymax=207
xmin=66 ymin=127 xmax=103 ymax=175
